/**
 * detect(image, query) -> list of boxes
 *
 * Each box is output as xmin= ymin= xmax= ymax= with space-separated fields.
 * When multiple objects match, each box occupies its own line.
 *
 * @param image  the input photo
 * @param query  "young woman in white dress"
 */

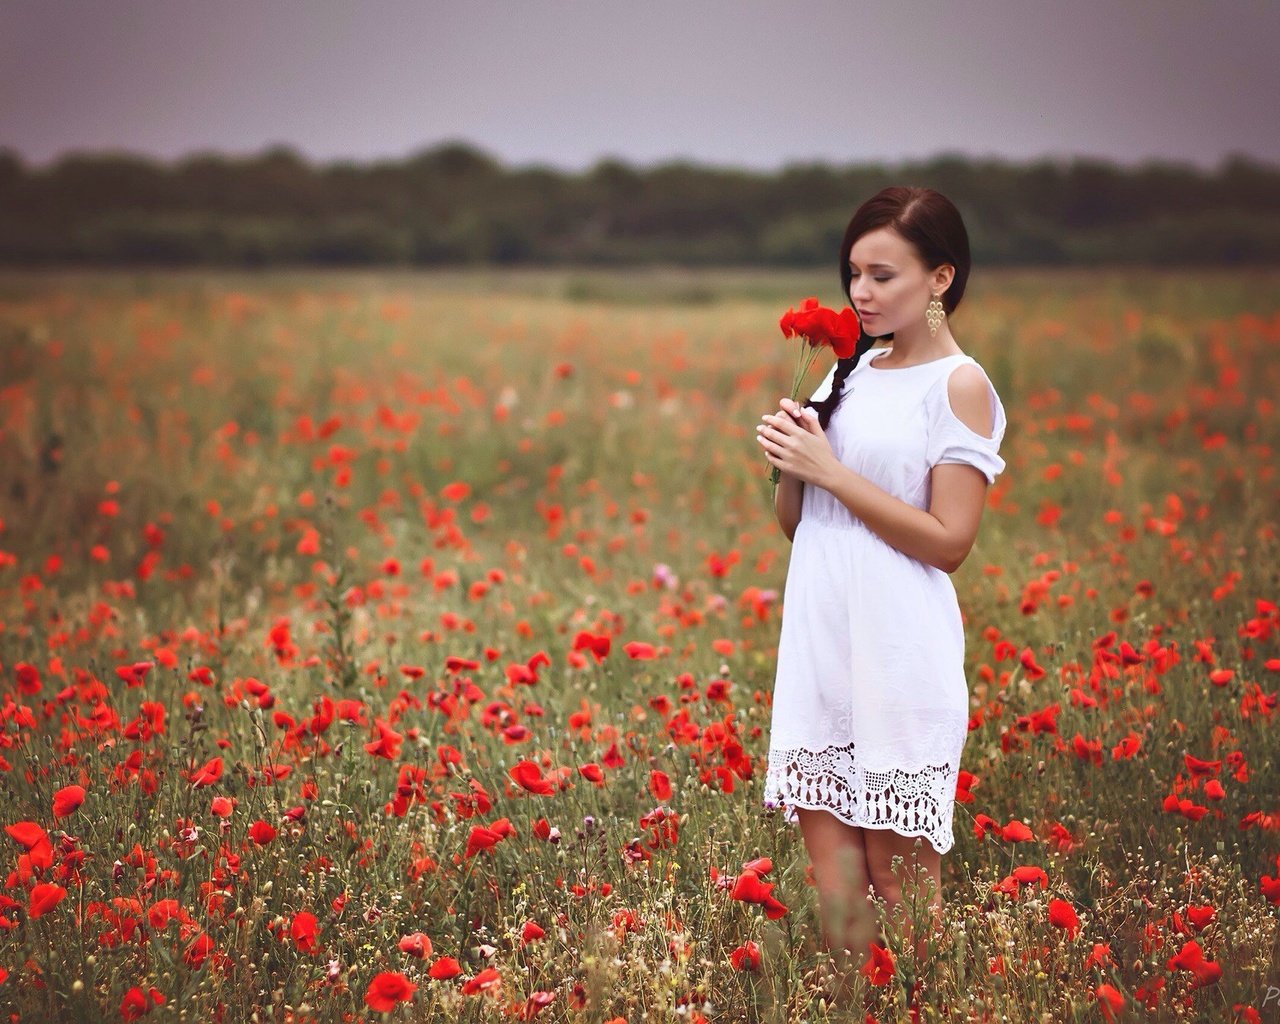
xmin=755 ymin=186 xmax=1008 ymax=988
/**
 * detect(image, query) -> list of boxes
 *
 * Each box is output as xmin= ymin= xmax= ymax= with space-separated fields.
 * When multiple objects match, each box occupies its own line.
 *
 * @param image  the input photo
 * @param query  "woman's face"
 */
xmin=846 ymin=226 xmax=950 ymax=338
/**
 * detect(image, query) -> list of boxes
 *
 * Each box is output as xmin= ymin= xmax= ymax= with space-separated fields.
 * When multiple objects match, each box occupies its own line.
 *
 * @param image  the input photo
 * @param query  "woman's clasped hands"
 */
xmin=756 ymin=397 xmax=839 ymax=488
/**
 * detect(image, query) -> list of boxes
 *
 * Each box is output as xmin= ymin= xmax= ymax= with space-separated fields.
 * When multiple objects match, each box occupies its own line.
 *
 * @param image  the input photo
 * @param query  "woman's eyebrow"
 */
xmin=849 ymin=261 xmax=896 ymax=269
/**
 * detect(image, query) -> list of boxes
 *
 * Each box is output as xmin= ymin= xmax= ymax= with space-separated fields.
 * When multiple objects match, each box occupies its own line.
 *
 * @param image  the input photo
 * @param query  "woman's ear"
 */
xmin=932 ymin=264 xmax=956 ymax=295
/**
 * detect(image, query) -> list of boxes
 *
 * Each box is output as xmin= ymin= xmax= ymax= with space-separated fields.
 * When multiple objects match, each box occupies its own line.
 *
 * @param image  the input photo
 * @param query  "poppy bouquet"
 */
xmin=769 ymin=297 xmax=861 ymax=486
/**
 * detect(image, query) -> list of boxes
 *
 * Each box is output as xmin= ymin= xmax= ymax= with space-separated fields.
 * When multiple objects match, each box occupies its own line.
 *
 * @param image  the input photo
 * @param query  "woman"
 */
xmin=755 ymin=187 xmax=1008 ymax=989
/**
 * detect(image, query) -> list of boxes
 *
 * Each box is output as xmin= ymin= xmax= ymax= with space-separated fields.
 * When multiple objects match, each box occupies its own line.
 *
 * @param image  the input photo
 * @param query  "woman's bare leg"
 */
xmin=861 ymin=829 xmax=944 ymax=966
xmin=795 ymin=809 xmax=882 ymax=967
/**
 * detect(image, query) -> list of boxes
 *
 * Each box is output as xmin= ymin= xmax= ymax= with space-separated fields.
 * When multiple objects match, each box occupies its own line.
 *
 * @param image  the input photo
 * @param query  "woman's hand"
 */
xmin=757 ymin=397 xmax=840 ymax=488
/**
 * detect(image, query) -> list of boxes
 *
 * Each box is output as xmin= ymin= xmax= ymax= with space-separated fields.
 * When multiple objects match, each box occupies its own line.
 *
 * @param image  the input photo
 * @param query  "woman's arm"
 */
xmin=815 ymin=463 xmax=987 ymax=572
xmin=814 ymin=369 xmax=994 ymax=572
xmin=773 ymin=470 xmax=804 ymax=542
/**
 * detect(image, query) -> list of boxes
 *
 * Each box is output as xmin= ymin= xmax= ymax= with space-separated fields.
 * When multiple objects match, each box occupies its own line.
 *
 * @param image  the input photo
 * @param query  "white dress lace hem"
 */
xmin=762 ymin=740 xmax=961 ymax=855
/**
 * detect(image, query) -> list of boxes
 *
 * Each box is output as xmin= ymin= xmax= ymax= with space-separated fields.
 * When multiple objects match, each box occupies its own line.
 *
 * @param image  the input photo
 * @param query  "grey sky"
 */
xmin=1 ymin=0 xmax=1276 ymax=171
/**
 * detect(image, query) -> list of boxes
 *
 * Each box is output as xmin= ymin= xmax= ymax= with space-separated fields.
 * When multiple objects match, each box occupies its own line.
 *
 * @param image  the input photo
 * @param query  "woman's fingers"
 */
xmin=781 ymin=403 xmax=820 ymax=433
xmin=759 ymin=416 xmax=795 ymax=441
xmin=781 ymin=399 xmax=821 ymax=431
xmin=760 ymin=400 xmax=817 ymax=445
xmin=756 ymin=420 xmax=781 ymax=443
xmin=757 ymin=416 xmax=795 ymax=458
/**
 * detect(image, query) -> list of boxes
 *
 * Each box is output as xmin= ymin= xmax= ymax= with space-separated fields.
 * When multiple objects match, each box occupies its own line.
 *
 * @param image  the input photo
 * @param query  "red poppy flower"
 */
xmin=14 ymin=663 xmax=41 ymax=695
xmin=120 ymin=986 xmax=165 ymax=1021
xmin=762 ymin=894 xmax=789 ymax=919
xmin=1165 ymin=939 xmax=1222 ymax=988
xmin=189 ymin=757 xmax=223 ymax=787
xmin=248 ymin=820 xmax=277 ymax=845
xmin=858 ymin=942 xmax=896 ymax=986
xmin=1162 ymin=794 xmax=1210 ymax=821
xmin=1085 ymin=943 xmax=1113 ymax=970
xmin=364 ymin=718 xmax=403 ymax=760
xmin=1183 ymin=904 xmax=1216 ymax=931
xmin=291 ymin=911 xmax=319 ymax=953
xmin=623 ymin=640 xmax=657 ymax=660
xmin=510 ymin=760 xmax=557 ymax=796
xmin=1260 ymin=874 xmax=1280 ymax=905
xmin=1048 ymin=898 xmax=1080 ymax=938
xmin=1011 ymin=865 xmax=1049 ymax=889
xmin=465 ymin=825 xmax=505 ymax=857
xmin=52 ymin=784 xmax=85 ymax=819
xmin=521 ymin=991 xmax=556 ymax=1018
xmin=183 ymin=932 xmax=214 ymax=968
xmin=460 ymin=966 xmax=501 ymax=996
xmin=972 ymin=813 xmax=998 ymax=840
xmin=730 ymin=868 xmax=773 ymax=903
xmin=730 ymin=940 xmax=761 ymax=971
xmin=29 ymin=882 xmax=66 ymax=918
xmin=779 ymin=297 xmax=860 ymax=360
xmin=571 ymin=630 xmax=611 ymax=660
xmin=1183 ymin=753 xmax=1222 ymax=776
xmin=649 ymin=770 xmax=672 ymax=802
xmin=147 ymin=899 xmax=182 ymax=930
xmin=398 ymin=931 xmax=433 ymax=958
xmin=363 ymin=970 xmax=417 ymax=1011
xmin=768 ymin=297 xmax=863 ymax=486
xmin=6 ymin=821 xmax=51 ymax=856
xmin=429 ymin=956 xmax=462 ymax=979
xmin=1095 ymin=983 xmax=1124 ymax=1023
xmin=1000 ymin=820 xmax=1035 ymax=842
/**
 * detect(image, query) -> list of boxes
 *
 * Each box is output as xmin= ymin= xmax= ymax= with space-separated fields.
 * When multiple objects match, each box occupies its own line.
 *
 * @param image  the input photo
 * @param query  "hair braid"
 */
xmin=802 ymin=333 xmax=877 ymax=431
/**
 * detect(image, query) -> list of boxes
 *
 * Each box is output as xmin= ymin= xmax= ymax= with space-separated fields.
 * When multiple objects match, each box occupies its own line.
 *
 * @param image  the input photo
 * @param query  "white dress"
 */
xmin=762 ymin=345 xmax=1008 ymax=855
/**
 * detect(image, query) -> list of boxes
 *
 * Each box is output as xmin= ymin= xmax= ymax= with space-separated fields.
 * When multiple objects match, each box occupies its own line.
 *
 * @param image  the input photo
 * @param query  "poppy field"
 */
xmin=0 ymin=266 xmax=1277 ymax=1022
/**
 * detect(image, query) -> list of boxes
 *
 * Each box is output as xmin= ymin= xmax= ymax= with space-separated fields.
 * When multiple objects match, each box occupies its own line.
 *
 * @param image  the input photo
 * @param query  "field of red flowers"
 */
xmin=0 ymin=267 xmax=1277 ymax=1022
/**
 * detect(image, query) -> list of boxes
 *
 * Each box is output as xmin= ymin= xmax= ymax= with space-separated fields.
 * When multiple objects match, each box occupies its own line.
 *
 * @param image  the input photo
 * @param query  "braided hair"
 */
xmin=802 ymin=186 xmax=972 ymax=432
xmin=801 ymin=334 xmax=877 ymax=432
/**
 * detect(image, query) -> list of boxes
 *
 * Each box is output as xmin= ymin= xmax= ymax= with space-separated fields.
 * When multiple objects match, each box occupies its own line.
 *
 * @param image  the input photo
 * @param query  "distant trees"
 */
xmin=1 ymin=140 xmax=1276 ymax=267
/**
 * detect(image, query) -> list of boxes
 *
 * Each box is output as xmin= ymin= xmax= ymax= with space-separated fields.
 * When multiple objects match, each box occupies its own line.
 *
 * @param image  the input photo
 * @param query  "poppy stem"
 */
xmin=769 ymin=339 xmax=827 ymax=489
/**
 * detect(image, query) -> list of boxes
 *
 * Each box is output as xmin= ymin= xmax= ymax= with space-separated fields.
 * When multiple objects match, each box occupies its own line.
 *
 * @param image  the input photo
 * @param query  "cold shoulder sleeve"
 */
xmin=925 ymin=361 xmax=1008 ymax=485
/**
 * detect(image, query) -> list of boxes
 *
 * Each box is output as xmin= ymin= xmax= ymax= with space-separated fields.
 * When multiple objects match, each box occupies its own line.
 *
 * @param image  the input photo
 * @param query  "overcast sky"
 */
xmin=2 ymin=0 xmax=1276 ymax=172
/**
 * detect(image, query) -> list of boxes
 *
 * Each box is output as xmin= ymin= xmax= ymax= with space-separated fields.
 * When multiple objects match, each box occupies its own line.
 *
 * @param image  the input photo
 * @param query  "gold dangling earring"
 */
xmin=925 ymin=293 xmax=945 ymax=338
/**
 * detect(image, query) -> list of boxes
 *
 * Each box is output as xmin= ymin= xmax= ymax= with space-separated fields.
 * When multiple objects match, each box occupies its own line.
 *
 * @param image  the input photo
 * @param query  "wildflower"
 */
xmin=729 ymin=940 xmax=761 ymax=971
xmin=859 ymin=942 xmax=895 ymax=986
xmin=1047 ymin=898 xmax=1080 ymax=939
xmin=364 ymin=970 xmax=417 ymax=1011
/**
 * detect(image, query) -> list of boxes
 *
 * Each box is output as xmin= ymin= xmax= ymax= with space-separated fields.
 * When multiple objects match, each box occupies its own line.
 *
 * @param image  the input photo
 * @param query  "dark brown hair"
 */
xmin=804 ymin=186 xmax=972 ymax=430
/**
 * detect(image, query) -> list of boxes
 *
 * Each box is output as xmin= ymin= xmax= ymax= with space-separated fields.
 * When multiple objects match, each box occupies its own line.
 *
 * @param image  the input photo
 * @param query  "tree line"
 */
xmin=1 ymin=141 xmax=1276 ymax=267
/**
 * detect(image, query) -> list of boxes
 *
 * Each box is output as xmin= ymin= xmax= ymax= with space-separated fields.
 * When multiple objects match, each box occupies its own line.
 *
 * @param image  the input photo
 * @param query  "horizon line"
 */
xmin=2 ymin=139 xmax=1275 ymax=177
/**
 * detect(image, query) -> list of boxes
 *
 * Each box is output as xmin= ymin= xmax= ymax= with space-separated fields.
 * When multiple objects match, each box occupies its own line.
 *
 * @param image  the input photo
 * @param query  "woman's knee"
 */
xmin=796 ymin=811 xmax=870 ymax=884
